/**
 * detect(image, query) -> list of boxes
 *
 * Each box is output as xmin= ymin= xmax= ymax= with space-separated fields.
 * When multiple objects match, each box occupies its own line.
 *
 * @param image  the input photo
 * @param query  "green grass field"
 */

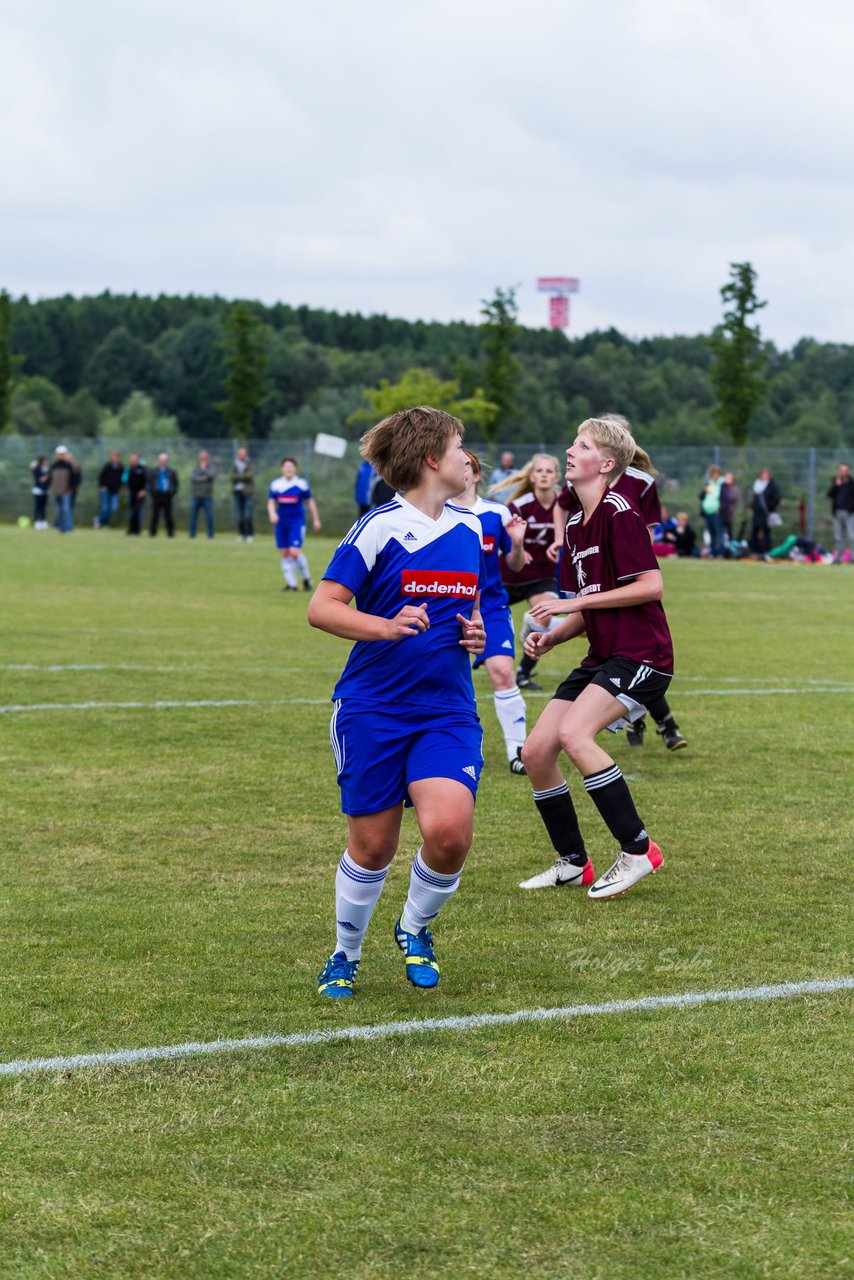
xmin=1 ymin=527 xmax=852 ymax=1279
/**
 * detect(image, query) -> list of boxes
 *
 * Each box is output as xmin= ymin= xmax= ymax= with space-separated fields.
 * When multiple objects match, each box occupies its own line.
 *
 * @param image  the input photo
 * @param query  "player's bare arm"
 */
xmin=523 ymin=612 xmax=586 ymax=659
xmin=267 ymin=499 xmax=278 ymax=524
xmin=547 ymin=504 xmax=568 ymax=563
xmin=308 ymin=498 xmax=322 ymax=532
xmin=308 ymin=579 xmax=430 ymax=642
xmin=550 ymin=569 xmax=664 ymax=616
xmin=504 ymin=515 xmax=527 ymax=573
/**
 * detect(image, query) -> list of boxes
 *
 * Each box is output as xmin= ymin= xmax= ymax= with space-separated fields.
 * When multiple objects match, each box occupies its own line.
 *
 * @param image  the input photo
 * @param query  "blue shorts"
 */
xmin=275 ymin=521 xmax=305 ymax=550
xmin=472 ymin=603 xmax=515 ymax=669
xmin=330 ymin=700 xmax=483 ymax=816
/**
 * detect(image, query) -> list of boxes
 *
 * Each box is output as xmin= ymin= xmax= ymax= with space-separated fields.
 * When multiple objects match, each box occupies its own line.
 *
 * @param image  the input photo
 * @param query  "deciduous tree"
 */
xmin=710 ymin=262 xmax=767 ymax=446
xmin=480 ymin=287 xmax=521 ymax=441
xmin=219 ymin=303 xmax=269 ymax=439
xmin=348 ymin=367 xmax=497 ymax=434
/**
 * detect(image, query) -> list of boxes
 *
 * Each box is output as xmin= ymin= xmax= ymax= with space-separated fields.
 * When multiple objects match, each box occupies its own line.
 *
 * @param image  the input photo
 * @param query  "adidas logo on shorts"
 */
xmin=462 ymin=765 xmax=477 ymax=780
xmin=610 ymin=677 xmax=622 ymax=688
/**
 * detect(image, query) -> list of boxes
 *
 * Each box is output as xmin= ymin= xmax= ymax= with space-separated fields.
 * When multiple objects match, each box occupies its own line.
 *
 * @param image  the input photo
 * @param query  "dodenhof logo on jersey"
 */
xmin=481 ymin=536 xmax=496 ymax=554
xmin=401 ymin=570 xmax=478 ymax=599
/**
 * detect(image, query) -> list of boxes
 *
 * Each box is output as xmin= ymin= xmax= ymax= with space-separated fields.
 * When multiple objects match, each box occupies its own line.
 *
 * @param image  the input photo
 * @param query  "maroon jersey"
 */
xmin=501 ymin=491 xmax=559 ymax=585
xmin=558 ymin=467 xmax=662 ymax=528
xmin=565 ymin=489 xmax=673 ymax=673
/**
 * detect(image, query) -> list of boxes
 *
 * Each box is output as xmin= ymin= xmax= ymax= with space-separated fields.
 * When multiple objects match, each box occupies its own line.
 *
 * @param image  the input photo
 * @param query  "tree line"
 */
xmin=1 ymin=274 xmax=853 ymax=449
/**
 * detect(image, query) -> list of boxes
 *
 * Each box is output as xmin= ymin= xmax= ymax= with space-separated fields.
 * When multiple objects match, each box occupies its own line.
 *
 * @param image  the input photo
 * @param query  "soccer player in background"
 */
xmin=545 ymin=418 xmax=687 ymax=752
xmin=267 ymin=457 xmax=321 ymax=590
xmin=307 ymin=407 xmax=487 ymax=998
xmin=491 ymin=454 xmax=564 ymax=690
xmin=518 ymin=417 xmax=673 ymax=898
xmin=454 ymin=450 xmax=530 ymax=774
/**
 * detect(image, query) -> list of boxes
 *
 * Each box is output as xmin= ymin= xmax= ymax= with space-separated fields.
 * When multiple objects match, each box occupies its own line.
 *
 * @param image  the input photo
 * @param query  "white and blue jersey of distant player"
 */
xmin=322 ymin=496 xmax=487 ymax=715
xmin=269 ymin=474 xmax=312 ymax=549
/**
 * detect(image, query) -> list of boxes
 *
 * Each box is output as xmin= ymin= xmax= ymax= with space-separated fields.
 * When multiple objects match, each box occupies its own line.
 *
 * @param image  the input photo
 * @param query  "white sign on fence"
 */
xmin=314 ymin=433 xmax=348 ymax=459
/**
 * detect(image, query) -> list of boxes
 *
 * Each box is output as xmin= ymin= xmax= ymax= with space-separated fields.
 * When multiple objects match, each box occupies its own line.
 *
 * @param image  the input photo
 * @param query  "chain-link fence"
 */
xmin=1 ymin=435 xmax=847 ymax=546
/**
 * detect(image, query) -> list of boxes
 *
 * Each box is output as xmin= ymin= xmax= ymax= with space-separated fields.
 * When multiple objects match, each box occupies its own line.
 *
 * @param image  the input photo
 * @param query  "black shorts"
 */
xmin=505 ymin=578 xmax=559 ymax=606
xmin=553 ymin=657 xmax=672 ymax=716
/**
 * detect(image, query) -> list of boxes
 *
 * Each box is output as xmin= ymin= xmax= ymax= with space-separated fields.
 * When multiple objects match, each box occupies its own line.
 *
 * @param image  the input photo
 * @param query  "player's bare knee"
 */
xmin=558 ymin=726 xmax=589 ymax=764
xmin=348 ymin=838 xmax=396 ymax=869
xmin=420 ymin=822 xmax=470 ymax=864
xmin=520 ymin=738 xmax=551 ymax=776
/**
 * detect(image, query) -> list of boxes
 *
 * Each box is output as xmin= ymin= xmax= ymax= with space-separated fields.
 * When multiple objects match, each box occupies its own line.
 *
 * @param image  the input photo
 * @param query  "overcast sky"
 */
xmin=2 ymin=0 xmax=853 ymax=347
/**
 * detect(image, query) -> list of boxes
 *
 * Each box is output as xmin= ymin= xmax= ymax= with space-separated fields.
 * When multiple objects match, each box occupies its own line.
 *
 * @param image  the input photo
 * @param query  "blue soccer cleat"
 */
xmin=394 ymin=918 xmax=440 ymax=989
xmin=317 ymin=951 xmax=360 ymax=998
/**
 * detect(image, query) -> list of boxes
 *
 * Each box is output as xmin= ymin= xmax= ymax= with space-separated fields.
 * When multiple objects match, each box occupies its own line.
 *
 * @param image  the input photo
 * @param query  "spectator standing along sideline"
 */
xmin=189 ymin=450 xmax=216 ymax=539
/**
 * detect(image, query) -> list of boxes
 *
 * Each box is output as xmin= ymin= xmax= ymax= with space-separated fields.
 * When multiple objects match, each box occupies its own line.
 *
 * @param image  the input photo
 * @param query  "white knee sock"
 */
xmin=281 ymin=558 xmax=297 ymax=587
xmin=401 ymin=847 xmax=461 ymax=934
xmin=493 ymin=686 xmax=527 ymax=761
xmin=335 ymin=850 xmax=389 ymax=960
xmin=296 ymin=551 xmax=310 ymax=581
xmin=520 ymin=609 xmax=563 ymax=640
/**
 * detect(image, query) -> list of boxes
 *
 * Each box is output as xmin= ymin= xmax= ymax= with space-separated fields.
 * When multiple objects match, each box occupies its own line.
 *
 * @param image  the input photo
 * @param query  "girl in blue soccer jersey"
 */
xmin=455 ymin=451 xmax=530 ymax=774
xmin=307 ymin=407 xmax=487 ymax=999
xmin=267 ymin=457 xmax=322 ymax=591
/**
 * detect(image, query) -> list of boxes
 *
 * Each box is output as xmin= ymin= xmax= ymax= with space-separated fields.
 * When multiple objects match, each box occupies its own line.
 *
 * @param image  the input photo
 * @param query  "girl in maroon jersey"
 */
xmin=491 ymin=453 xmax=562 ymax=690
xmin=518 ymin=417 xmax=673 ymax=899
xmin=546 ymin=420 xmax=687 ymax=752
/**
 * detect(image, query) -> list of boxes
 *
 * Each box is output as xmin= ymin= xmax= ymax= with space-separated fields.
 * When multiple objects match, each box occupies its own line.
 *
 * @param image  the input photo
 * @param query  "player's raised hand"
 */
xmin=530 ymin=596 xmax=574 ymax=625
xmin=387 ymin=603 xmax=430 ymax=640
xmin=546 ymin=539 xmax=562 ymax=564
xmin=507 ymin=514 xmax=527 ymax=546
xmin=457 ymin=611 xmax=486 ymax=654
xmin=523 ymin=629 xmax=554 ymax=660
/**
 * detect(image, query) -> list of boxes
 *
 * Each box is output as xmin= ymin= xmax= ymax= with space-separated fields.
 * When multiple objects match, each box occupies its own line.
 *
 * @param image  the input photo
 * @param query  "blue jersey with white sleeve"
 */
xmin=269 ymin=475 xmax=311 ymax=524
xmin=470 ymin=496 xmax=513 ymax=612
xmin=323 ymin=497 xmax=486 ymax=715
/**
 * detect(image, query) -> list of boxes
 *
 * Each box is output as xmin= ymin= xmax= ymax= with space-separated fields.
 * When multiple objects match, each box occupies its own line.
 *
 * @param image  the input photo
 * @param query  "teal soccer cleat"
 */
xmin=394 ymin=918 xmax=440 ymax=989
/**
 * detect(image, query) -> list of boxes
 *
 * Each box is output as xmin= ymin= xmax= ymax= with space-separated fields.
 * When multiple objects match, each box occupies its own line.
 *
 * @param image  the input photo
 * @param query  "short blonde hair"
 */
xmin=597 ymin=413 xmax=657 ymax=476
xmin=360 ymin=406 xmax=464 ymax=494
xmin=577 ymin=417 xmax=637 ymax=484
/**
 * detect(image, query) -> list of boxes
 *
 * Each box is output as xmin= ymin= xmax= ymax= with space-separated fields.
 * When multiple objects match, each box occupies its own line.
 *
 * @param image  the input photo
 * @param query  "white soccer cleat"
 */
xmin=519 ymin=856 xmax=595 ymax=890
xmin=587 ymin=842 xmax=664 ymax=900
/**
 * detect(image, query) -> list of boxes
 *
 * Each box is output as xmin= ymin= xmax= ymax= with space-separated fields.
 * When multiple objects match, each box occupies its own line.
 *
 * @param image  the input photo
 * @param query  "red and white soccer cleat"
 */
xmin=519 ymin=856 xmax=595 ymax=890
xmin=587 ymin=842 xmax=664 ymax=900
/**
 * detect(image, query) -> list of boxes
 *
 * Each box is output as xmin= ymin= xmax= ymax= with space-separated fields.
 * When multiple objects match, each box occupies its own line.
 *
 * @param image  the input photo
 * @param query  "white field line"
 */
xmin=2 ymin=686 xmax=853 ymax=714
xmin=1 ymin=977 xmax=850 ymax=1079
xmin=0 ymin=698 xmax=328 ymax=714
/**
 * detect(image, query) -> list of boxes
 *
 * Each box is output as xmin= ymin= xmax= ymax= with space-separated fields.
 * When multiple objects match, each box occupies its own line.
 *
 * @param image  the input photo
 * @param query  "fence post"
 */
xmin=807 ymin=447 xmax=816 ymax=541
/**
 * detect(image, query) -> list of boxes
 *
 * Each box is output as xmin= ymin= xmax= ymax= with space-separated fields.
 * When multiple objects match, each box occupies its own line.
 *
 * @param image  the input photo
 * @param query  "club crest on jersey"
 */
xmin=401 ymin=570 xmax=478 ymax=599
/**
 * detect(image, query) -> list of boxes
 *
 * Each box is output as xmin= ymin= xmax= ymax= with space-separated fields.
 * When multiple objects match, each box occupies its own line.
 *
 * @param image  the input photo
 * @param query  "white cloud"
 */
xmin=1 ymin=0 xmax=853 ymax=346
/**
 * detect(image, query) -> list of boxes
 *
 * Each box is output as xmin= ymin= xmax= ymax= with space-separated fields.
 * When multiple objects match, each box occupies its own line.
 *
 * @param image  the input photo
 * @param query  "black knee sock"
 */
xmin=583 ymin=764 xmax=649 ymax=854
xmin=518 ymin=652 xmax=538 ymax=677
xmin=532 ymin=782 xmax=586 ymax=863
xmin=646 ymin=695 xmax=670 ymax=723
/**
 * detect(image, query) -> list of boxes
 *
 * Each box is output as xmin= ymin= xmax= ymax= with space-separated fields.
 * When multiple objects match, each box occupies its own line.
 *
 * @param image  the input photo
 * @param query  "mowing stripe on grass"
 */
xmin=1 ymin=977 xmax=850 ymax=1078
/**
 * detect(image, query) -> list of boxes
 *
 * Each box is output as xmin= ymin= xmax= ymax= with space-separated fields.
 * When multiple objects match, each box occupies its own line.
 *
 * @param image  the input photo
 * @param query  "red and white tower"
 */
xmin=537 ymin=276 xmax=580 ymax=329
